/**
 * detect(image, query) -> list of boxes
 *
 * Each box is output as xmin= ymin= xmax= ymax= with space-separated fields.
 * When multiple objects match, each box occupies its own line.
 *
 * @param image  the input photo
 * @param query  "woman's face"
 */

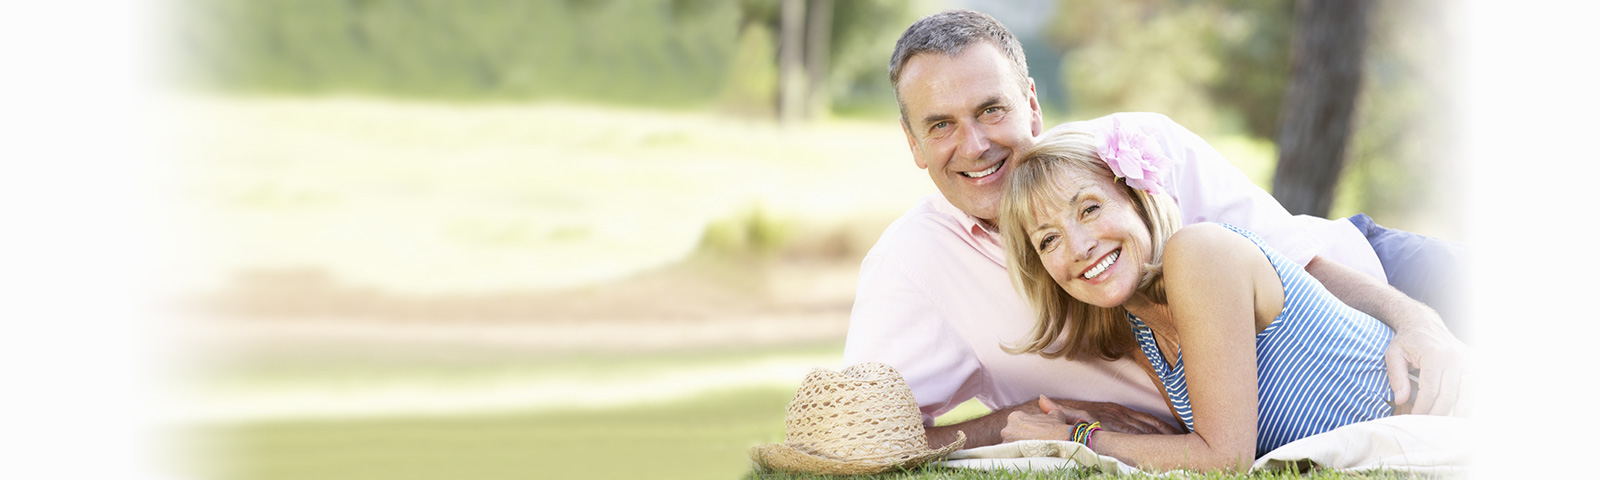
xmin=1026 ymin=169 xmax=1152 ymax=308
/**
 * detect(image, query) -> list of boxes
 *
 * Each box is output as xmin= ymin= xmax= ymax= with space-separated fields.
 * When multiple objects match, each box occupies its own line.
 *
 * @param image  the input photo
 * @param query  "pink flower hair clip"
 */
xmin=1098 ymin=116 xmax=1171 ymax=197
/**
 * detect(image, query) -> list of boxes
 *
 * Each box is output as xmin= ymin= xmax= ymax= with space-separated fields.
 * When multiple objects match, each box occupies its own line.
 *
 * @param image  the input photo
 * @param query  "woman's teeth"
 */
xmin=1084 ymin=250 xmax=1119 ymax=279
xmin=961 ymin=161 xmax=1003 ymax=178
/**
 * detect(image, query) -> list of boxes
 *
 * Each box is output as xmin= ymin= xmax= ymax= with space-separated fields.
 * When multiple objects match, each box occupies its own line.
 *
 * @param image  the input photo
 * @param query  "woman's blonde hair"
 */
xmin=998 ymin=129 xmax=1183 ymax=361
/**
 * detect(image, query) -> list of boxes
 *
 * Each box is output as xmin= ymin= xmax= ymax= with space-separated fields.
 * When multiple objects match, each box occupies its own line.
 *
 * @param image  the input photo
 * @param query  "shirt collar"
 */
xmin=928 ymin=194 xmax=1008 ymax=265
xmin=928 ymin=194 xmax=994 ymax=237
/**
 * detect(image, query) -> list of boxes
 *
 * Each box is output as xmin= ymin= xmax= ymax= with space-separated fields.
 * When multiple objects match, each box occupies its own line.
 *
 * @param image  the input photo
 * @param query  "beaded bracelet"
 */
xmin=1071 ymin=421 xmax=1103 ymax=450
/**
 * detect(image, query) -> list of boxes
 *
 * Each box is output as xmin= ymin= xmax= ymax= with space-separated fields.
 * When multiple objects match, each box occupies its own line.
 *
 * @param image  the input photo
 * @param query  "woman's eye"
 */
xmin=1082 ymin=205 xmax=1100 ymax=217
xmin=1037 ymin=234 xmax=1057 ymax=251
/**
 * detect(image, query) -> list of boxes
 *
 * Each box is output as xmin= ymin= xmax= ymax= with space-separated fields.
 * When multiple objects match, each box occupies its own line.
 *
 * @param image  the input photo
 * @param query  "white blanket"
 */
xmin=935 ymin=415 xmax=1475 ymax=475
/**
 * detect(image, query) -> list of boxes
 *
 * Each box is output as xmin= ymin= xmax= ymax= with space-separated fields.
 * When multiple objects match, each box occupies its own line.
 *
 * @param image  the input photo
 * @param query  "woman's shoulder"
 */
xmin=1163 ymin=223 xmax=1267 ymax=278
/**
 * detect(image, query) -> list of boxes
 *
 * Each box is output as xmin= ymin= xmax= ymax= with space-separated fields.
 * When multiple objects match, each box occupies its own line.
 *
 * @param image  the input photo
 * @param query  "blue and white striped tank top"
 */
xmin=1128 ymin=223 xmax=1394 ymax=457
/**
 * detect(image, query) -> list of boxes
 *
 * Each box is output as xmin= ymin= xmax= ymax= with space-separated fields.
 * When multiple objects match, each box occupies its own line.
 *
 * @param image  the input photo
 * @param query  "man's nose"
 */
xmin=955 ymin=123 xmax=991 ymax=160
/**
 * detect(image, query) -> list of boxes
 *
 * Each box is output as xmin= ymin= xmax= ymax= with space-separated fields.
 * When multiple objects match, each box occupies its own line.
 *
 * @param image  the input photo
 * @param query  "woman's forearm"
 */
xmin=1092 ymin=430 xmax=1253 ymax=472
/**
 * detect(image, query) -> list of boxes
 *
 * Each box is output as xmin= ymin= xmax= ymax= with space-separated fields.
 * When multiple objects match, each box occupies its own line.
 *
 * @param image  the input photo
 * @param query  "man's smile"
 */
xmin=959 ymin=159 xmax=1005 ymax=179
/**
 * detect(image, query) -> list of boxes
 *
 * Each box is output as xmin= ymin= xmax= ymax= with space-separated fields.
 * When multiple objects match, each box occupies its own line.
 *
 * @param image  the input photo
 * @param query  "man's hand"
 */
xmin=1304 ymin=255 xmax=1470 ymax=416
xmin=1035 ymin=395 xmax=1180 ymax=435
xmin=1384 ymin=316 xmax=1470 ymax=415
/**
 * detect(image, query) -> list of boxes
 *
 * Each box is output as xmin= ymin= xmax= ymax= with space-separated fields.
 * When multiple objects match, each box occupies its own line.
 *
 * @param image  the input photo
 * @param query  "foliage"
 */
xmin=1332 ymin=0 xmax=1462 ymax=237
xmin=175 ymin=0 xmax=741 ymax=105
xmin=175 ymin=0 xmax=916 ymax=114
xmin=1046 ymin=0 xmax=1293 ymax=138
xmin=694 ymin=207 xmax=795 ymax=259
xmin=1048 ymin=0 xmax=1458 ymax=236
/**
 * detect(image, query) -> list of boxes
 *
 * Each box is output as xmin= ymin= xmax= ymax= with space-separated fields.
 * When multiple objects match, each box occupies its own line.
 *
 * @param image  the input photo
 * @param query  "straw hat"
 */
xmin=750 ymin=362 xmax=966 ymax=474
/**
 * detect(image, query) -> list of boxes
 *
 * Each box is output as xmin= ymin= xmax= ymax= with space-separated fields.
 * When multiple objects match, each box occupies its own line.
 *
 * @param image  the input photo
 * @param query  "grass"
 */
xmin=189 ymin=386 xmax=795 ymax=480
xmin=186 ymin=347 xmax=1424 ymax=480
xmin=189 ymin=384 xmax=1421 ymax=480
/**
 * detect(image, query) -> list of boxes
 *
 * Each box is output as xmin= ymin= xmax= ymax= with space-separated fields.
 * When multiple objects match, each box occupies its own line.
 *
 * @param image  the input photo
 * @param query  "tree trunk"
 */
xmin=777 ymin=0 xmax=806 ymax=125
xmin=804 ymin=0 xmax=833 ymax=119
xmin=1271 ymin=0 xmax=1372 ymax=217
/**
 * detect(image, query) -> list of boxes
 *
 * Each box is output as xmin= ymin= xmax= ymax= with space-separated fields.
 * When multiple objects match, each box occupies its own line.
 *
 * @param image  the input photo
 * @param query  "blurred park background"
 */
xmin=163 ymin=0 xmax=1464 ymax=478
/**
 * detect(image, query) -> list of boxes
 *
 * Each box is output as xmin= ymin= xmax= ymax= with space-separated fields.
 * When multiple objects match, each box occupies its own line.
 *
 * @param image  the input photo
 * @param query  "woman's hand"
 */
xmin=1001 ymin=395 xmax=1165 ymax=443
xmin=1036 ymin=395 xmax=1182 ymax=435
xmin=1001 ymin=408 xmax=1073 ymax=443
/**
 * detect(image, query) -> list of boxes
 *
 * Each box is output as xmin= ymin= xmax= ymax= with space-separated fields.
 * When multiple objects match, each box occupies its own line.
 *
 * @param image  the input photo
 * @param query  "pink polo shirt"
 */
xmin=843 ymin=112 xmax=1384 ymax=426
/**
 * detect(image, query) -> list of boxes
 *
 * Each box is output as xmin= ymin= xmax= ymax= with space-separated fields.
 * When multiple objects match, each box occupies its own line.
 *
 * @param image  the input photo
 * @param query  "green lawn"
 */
xmin=190 ymin=386 xmax=1417 ymax=480
xmin=191 ymin=387 xmax=793 ymax=480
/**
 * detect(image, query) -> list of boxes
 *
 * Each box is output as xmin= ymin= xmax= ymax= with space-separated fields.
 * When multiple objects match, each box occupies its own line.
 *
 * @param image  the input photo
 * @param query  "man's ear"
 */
xmin=901 ymin=117 xmax=929 ymax=170
xmin=1026 ymin=78 xmax=1044 ymax=136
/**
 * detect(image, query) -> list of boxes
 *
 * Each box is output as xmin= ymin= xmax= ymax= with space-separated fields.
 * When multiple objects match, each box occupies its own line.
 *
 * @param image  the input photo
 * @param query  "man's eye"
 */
xmin=984 ymin=107 xmax=1001 ymax=115
xmin=931 ymin=121 xmax=951 ymax=131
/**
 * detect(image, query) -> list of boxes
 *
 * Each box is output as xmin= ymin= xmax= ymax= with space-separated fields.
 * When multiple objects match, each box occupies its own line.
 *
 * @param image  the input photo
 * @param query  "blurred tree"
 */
xmin=1046 ymin=0 xmax=1293 ymax=136
xmin=1333 ymin=0 xmax=1461 ymax=237
xmin=735 ymin=0 xmax=915 ymax=119
xmin=778 ymin=0 xmax=806 ymax=123
xmin=805 ymin=0 xmax=834 ymax=119
xmin=1045 ymin=0 xmax=1453 ymax=235
xmin=822 ymin=0 xmax=918 ymax=117
xmin=1272 ymin=0 xmax=1373 ymax=217
xmin=1049 ymin=0 xmax=1223 ymax=132
xmin=777 ymin=0 xmax=838 ymax=123
xmin=1207 ymin=0 xmax=1296 ymax=138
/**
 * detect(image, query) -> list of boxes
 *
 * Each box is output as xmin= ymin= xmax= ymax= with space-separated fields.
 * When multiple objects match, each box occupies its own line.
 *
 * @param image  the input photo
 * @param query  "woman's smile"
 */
xmin=1081 ymin=248 xmax=1120 ymax=280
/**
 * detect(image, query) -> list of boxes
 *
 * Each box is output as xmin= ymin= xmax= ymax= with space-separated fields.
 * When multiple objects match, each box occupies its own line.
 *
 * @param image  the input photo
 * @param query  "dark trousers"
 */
xmin=1348 ymin=214 xmax=1470 ymax=341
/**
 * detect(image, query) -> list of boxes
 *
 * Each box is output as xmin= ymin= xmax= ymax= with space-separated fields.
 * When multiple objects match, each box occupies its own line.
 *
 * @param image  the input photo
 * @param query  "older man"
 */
xmin=844 ymin=9 xmax=1466 ymax=448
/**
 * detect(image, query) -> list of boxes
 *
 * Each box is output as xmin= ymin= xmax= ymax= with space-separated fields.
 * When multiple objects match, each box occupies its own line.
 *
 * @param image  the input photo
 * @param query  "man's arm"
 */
xmin=927 ymin=398 xmax=1181 ymax=448
xmin=1305 ymin=255 xmax=1468 ymax=415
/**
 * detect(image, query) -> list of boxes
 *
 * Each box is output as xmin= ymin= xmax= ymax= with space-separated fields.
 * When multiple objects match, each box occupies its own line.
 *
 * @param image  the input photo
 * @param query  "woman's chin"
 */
xmin=1086 ymin=299 xmax=1123 ymax=309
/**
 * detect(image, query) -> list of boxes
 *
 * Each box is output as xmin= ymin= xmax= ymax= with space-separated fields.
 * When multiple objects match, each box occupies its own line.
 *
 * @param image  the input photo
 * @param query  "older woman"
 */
xmin=994 ymin=121 xmax=1394 ymax=471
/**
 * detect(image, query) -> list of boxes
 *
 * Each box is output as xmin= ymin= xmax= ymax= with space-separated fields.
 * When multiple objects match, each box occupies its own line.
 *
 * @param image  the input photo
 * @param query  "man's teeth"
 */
xmin=1084 ymin=251 xmax=1119 ymax=279
xmin=961 ymin=161 xmax=1002 ymax=179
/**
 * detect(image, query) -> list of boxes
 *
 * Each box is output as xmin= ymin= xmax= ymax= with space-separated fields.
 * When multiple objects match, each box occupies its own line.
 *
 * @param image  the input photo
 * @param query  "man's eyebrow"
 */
xmin=919 ymin=112 xmax=954 ymax=128
xmin=975 ymin=96 xmax=1004 ymax=112
xmin=918 ymin=96 xmax=1007 ymax=128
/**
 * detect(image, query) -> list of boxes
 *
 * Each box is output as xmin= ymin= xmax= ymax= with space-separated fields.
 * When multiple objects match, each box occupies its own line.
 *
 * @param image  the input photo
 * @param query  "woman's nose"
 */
xmin=1070 ymin=231 xmax=1095 ymax=262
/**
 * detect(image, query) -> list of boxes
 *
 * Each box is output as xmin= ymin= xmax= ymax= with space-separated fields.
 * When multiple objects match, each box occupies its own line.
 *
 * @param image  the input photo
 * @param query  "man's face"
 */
xmin=897 ymin=42 xmax=1044 ymax=224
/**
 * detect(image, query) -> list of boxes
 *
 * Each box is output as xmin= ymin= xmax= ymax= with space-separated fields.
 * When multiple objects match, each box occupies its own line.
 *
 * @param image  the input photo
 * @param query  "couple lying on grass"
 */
xmin=989 ymin=120 xmax=1409 ymax=470
xmin=838 ymin=9 xmax=1468 ymax=474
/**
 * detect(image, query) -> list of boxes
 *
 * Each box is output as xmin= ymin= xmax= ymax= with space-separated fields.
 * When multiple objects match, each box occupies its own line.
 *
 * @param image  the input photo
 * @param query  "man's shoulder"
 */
xmin=1045 ymin=112 xmax=1177 ymax=136
xmin=865 ymin=194 xmax=977 ymax=258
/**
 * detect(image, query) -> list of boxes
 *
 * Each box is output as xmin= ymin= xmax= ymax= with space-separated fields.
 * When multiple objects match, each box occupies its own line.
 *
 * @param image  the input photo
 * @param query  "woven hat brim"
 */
xmin=750 ymin=431 xmax=966 ymax=475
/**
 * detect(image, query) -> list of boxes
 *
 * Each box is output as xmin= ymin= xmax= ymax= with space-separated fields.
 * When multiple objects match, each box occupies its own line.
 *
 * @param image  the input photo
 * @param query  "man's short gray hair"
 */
xmin=888 ymin=9 xmax=1031 ymax=122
